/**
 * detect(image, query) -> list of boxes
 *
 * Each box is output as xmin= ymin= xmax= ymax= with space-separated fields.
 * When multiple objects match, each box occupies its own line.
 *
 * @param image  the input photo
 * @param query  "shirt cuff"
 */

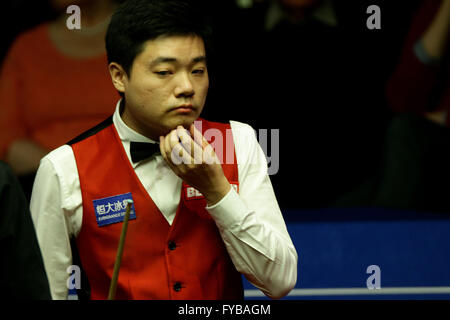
xmin=206 ymin=187 xmax=249 ymax=229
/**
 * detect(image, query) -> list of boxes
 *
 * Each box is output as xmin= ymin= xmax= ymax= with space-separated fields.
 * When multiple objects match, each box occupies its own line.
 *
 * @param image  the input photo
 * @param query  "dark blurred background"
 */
xmin=0 ymin=1 xmax=56 ymax=62
xmin=2 ymin=0 xmax=449 ymax=214
xmin=203 ymin=0 xmax=421 ymax=209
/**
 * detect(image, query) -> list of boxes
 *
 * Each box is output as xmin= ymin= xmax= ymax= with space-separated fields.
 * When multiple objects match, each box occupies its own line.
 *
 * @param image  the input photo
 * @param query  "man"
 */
xmin=31 ymin=0 xmax=297 ymax=300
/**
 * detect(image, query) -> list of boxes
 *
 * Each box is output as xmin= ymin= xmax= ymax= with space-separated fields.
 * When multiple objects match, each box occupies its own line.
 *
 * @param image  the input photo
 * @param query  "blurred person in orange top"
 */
xmin=0 ymin=0 xmax=123 ymax=198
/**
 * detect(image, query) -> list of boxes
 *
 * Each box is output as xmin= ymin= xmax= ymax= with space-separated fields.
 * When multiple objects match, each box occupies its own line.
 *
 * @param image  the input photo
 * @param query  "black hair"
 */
xmin=105 ymin=0 xmax=213 ymax=77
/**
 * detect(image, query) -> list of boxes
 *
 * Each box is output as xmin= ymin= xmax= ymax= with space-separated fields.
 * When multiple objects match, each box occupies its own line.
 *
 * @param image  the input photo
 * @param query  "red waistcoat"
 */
xmin=71 ymin=118 xmax=243 ymax=300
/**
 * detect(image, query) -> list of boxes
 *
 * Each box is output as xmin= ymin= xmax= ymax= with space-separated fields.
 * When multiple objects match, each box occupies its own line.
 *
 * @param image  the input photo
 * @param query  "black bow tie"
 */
xmin=130 ymin=141 xmax=160 ymax=163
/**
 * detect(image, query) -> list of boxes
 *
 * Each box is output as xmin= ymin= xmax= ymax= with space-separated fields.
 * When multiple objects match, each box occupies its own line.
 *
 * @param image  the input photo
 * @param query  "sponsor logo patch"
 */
xmin=93 ymin=192 xmax=136 ymax=227
xmin=184 ymin=183 xmax=239 ymax=200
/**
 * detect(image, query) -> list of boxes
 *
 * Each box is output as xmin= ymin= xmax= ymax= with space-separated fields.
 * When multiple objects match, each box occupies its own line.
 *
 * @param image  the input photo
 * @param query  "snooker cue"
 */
xmin=108 ymin=200 xmax=133 ymax=300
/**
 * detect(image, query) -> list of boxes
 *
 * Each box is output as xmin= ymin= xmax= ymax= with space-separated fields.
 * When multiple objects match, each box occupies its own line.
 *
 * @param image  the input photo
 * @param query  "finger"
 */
xmin=159 ymin=136 xmax=168 ymax=162
xmin=178 ymin=126 xmax=203 ymax=164
xmin=165 ymin=130 xmax=182 ymax=165
xmin=160 ymin=135 xmax=181 ymax=168
xmin=190 ymin=123 xmax=209 ymax=149
xmin=204 ymin=144 xmax=220 ymax=164
xmin=169 ymin=129 xmax=193 ymax=165
xmin=189 ymin=124 xmax=221 ymax=164
xmin=177 ymin=126 xmax=193 ymax=155
xmin=172 ymin=143 xmax=194 ymax=165
xmin=164 ymin=131 xmax=174 ymax=162
xmin=168 ymin=129 xmax=179 ymax=151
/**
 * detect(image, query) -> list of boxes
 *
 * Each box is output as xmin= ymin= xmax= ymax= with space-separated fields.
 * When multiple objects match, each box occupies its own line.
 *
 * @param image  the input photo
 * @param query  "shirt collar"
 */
xmin=112 ymin=99 xmax=157 ymax=144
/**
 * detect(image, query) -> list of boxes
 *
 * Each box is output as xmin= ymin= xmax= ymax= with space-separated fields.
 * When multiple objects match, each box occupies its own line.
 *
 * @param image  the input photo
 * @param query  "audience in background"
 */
xmin=336 ymin=0 xmax=450 ymax=214
xmin=208 ymin=0 xmax=400 ymax=209
xmin=0 ymin=0 xmax=122 ymax=200
xmin=386 ymin=0 xmax=449 ymax=123
xmin=377 ymin=0 xmax=450 ymax=213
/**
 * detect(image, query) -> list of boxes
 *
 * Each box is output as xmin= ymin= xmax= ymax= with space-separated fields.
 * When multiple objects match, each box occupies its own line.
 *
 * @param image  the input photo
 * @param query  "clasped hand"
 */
xmin=159 ymin=124 xmax=231 ymax=206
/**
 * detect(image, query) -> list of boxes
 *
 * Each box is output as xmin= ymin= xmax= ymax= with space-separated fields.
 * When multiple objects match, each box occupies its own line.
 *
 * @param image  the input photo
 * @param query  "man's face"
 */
xmin=117 ymin=35 xmax=209 ymax=140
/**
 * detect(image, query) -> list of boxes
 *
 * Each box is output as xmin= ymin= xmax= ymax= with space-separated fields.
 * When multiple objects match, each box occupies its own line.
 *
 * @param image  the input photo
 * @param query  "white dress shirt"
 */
xmin=30 ymin=100 xmax=298 ymax=300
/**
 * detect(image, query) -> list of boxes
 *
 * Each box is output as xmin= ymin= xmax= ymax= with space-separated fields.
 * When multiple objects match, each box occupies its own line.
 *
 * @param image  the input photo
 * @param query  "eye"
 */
xmin=154 ymin=70 xmax=172 ymax=76
xmin=192 ymin=69 xmax=205 ymax=75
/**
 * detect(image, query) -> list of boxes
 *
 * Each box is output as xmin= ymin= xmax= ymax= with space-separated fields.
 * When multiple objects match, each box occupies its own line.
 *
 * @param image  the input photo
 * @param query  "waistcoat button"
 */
xmin=173 ymin=282 xmax=182 ymax=292
xmin=168 ymin=241 xmax=177 ymax=250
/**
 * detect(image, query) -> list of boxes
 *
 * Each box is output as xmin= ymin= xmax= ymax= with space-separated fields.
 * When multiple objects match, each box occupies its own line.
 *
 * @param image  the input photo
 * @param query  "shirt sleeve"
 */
xmin=30 ymin=146 xmax=78 ymax=300
xmin=206 ymin=121 xmax=298 ymax=299
xmin=0 ymin=39 xmax=27 ymax=160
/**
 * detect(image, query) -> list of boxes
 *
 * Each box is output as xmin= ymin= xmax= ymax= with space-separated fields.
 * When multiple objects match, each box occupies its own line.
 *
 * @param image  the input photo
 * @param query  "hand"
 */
xmin=159 ymin=124 xmax=231 ymax=206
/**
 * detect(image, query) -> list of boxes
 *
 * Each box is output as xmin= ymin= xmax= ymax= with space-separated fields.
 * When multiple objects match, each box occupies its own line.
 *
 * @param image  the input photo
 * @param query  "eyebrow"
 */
xmin=149 ymin=56 xmax=206 ymax=67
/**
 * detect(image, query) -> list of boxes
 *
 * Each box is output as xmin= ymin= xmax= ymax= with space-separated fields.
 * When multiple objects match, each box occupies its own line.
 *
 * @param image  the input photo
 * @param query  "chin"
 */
xmin=161 ymin=115 xmax=198 ymax=135
xmin=175 ymin=114 xmax=199 ymax=128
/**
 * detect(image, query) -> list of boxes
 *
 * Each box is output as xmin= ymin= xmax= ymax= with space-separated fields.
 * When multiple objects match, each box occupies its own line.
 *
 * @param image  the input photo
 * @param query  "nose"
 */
xmin=174 ymin=72 xmax=194 ymax=98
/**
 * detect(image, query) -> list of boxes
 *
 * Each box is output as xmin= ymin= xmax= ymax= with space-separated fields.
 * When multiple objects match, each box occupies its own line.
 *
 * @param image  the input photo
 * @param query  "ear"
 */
xmin=109 ymin=62 xmax=127 ymax=94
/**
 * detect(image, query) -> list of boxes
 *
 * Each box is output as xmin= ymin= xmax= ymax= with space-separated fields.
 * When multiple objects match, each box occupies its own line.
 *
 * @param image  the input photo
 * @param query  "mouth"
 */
xmin=171 ymin=104 xmax=196 ymax=114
